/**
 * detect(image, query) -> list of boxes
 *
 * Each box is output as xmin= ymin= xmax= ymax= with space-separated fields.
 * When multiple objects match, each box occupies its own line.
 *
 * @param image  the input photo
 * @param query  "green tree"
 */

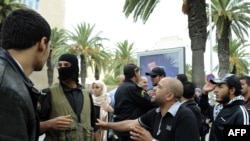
xmin=123 ymin=0 xmax=207 ymax=88
xmin=213 ymin=39 xmax=250 ymax=76
xmin=111 ymin=40 xmax=136 ymax=77
xmin=0 ymin=0 xmax=26 ymax=44
xmin=103 ymin=74 xmax=117 ymax=85
xmin=89 ymin=45 xmax=110 ymax=80
xmin=185 ymin=64 xmax=192 ymax=81
xmin=47 ymin=27 xmax=69 ymax=86
xmin=208 ymin=0 xmax=250 ymax=76
xmin=69 ymin=22 xmax=108 ymax=86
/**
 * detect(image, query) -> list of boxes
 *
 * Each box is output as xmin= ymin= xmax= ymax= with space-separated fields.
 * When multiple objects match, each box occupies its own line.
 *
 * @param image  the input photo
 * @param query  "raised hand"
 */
xmin=202 ymin=82 xmax=216 ymax=95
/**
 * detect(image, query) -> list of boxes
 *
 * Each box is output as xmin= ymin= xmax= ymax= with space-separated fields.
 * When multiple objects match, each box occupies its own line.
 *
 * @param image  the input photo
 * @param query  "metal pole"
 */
xmin=209 ymin=0 xmax=213 ymax=73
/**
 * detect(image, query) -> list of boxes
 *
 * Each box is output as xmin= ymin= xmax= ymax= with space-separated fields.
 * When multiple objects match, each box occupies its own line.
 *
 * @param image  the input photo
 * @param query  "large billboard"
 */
xmin=137 ymin=47 xmax=185 ymax=88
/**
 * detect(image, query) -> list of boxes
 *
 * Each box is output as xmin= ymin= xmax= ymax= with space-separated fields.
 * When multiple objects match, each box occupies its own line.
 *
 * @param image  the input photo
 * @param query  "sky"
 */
xmin=64 ymin=0 xmax=229 ymax=74
xmin=65 ymin=0 xmax=189 ymax=51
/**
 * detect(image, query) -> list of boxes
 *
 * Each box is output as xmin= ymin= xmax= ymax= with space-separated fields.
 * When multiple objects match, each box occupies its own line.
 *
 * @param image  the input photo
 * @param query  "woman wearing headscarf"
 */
xmin=92 ymin=80 xmax=113 ymax=141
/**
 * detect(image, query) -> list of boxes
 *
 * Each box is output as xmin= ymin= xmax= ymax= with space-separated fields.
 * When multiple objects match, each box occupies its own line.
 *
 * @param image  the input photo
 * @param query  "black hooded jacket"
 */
xmin=199 ymin=94 xmax=249 ymax=141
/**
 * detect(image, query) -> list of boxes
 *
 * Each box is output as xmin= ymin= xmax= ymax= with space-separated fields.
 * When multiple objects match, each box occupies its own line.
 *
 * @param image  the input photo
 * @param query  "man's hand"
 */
xmin=130 ymin=126 xmax=153 ymax=141
xmin=96 ymin=119 xmax=109 ymax=130
xmin=50 ymin=115 xmax=73 ymax=130
xmin=147 ymin=89 xmax=155 ymax=97
xmin=101 ymin=103 xmax=114 ymax=113
xmin=202 ymin=82 xmax=215 ymax=95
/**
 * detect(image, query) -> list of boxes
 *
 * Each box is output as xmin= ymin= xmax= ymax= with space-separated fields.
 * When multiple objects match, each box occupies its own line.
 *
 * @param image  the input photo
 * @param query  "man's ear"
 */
xmin=166 ymin=92 xmax=174 ymax=101
xmin=38 ymin=37 xmax=48 ymax=51
xmin=229 ymin=87 xmax=236 ymax=95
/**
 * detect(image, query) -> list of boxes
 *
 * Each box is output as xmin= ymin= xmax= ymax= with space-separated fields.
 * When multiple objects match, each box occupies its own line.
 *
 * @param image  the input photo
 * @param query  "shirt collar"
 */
xmin=12 ymin=56 xmax=24 ymax=71
xmin=156 ymin=101 xmax=182 ymax=117
xmin=61 ymin=83 xmax=83 ymax=91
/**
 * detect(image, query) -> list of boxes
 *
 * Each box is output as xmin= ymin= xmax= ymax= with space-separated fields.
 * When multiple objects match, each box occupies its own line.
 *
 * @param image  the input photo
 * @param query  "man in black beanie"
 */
xmin=38 ymin=53 xmax=99 ymax=141
xmin=57 ymin=53 xmax=79 ymax=82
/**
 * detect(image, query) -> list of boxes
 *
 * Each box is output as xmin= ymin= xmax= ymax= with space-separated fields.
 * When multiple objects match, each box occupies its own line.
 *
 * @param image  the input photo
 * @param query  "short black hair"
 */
xmin=123 ymin=63 xmax=140 ymax=79
xmin=176 ymin=74 xmax=188 ymax=83
xmin=1 ymin=8 xmax=51 ymax=50
xmin=182 ymin=81 xmax=196 ymax=99
xmin=239 ymin=75 xmax=250 ymax=86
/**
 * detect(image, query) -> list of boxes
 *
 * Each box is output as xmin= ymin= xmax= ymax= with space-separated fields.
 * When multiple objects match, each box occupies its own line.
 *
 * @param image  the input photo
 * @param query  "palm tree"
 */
xmin=0 ymin=0 xmax=26 ymax=44
xmin=69 ymin=22 xmax=108 ymax=86
xmin=88 ymin=45 xmax=111 ymax=80
xmin=110 ymin=40 xmax=137 ymax=77
xmin=213 ymin=39 xmax=250 ymax=76
xmin=185 ymin=63 xmax=192 ymax=81
xmin=182 ymin=0 xmax=207 ymax=88
xmin=208 ymin=0 xmax=250 ymax=76
xmin=123 ymin=0 xmax=160 ymax=24
xmin=47 ymin=27 xmax=69 ymax=86
xmin=123 ymin=0 xmax=207 ymax=88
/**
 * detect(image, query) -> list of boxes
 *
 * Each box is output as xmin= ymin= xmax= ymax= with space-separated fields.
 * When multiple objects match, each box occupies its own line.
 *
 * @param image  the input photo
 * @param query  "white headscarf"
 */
xmin=92 ymin=80 xmax=110 ymax=106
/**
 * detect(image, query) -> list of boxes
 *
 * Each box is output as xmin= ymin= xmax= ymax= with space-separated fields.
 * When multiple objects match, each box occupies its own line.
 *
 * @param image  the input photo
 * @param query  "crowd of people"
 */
xmin=0 ymin=8 xmax=250 ymax=141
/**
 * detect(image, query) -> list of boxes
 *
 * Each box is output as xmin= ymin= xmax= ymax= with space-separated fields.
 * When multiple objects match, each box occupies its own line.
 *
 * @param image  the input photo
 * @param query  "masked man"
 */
xmin=38 ymin=53 xmax=99 ymax=141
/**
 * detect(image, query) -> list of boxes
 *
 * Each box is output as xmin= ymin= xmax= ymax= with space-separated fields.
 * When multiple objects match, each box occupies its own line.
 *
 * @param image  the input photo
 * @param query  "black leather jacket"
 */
xmin=0 ymin=48 xmax=39 ymax=141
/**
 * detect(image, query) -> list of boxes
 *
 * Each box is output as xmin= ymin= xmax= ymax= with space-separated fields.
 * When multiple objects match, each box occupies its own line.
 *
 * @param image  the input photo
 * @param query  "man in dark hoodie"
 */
xmin=199 ymin=74 xmax=250 ymax=141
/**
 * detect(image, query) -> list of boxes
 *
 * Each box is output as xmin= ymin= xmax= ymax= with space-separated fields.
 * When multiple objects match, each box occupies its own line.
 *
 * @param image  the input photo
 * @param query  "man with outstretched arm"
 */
xmin=97 ymin=77 xmax=200 ymax=141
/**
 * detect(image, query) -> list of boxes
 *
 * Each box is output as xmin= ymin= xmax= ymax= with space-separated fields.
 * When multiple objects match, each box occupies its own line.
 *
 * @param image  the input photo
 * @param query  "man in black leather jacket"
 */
xmin=0 ymin=9 xmax=51 ymax=141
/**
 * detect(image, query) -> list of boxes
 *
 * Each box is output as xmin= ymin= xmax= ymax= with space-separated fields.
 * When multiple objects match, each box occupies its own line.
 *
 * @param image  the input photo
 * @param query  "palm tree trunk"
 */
xmin=188 ymin=0 xmax=207 ymax=89
xmin=80 ymin=54 xmax=87 ymax=87
xmin=94 ymin=65 xmax=100 ymax=80
xmin=217 ymin=19 xmax=230 ymax=76
xmin=47 ymin=50 xmax=54 ymax=86
xmin=0 ymin=26 xmax=2 ymax=47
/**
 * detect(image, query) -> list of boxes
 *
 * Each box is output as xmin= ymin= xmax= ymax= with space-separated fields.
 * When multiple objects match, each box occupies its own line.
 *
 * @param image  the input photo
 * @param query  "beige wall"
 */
xmin=29 ymin=0 xmax=66 ymax=90
xmin=38 ymin=0 xmax=66 ymax=29
xmin=29 ymin=0 xmax=105 ymax=90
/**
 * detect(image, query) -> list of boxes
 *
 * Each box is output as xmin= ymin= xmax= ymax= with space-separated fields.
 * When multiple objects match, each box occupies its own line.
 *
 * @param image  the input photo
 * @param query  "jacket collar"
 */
xmin=0 ymin=48 xmax=34 ymax=88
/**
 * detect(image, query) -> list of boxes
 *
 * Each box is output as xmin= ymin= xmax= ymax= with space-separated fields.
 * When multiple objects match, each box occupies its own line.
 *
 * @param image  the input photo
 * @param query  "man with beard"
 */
xmin=145 ymin=66 xmax=166 ymax=97
xmin=96 ymin=77 xmax=200 ymax=141
xmin=199 ymin=74 xmax=250 ymax=141
xmin=38 ymin=53 xmax=99 ymax=141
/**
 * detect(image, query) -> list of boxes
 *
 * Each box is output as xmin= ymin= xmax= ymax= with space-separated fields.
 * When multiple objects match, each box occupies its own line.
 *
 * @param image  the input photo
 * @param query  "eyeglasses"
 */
xmin=151 ymin=75 xmax=157 ymax=78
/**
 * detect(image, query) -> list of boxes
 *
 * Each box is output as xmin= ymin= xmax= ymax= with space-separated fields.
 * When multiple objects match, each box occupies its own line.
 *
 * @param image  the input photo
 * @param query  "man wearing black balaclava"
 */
xmin=57 ymin=54 xmax=79 ymax=82
xmin=38 ymin=53 xmax=99 ymax=141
